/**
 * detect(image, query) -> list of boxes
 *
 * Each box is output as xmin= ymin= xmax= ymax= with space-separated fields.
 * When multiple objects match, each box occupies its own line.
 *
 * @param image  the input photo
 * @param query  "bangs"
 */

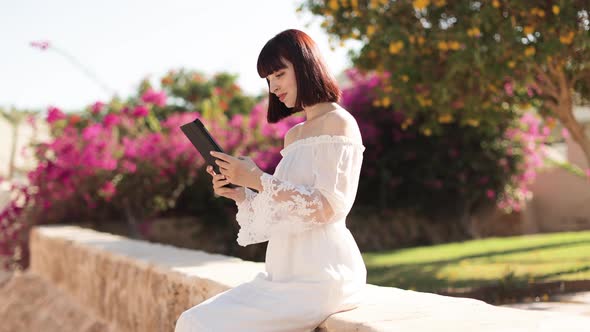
xmin=257 ymin=41 xmax=288 ymax=78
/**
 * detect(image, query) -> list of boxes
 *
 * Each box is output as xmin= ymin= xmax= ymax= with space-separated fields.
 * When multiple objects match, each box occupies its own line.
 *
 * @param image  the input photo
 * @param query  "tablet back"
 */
xmin=180 ymin=119 xmax=239 ymax=188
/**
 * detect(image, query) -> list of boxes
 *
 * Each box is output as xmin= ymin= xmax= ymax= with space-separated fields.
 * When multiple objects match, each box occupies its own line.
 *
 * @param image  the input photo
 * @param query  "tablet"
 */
xmin=180 ymin=118 xmax=240 ymax=189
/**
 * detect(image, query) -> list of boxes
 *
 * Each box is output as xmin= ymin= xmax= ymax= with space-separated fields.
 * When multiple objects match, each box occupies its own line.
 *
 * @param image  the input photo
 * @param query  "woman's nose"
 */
xmin=270 ymin=82 xmax=279 ymax=94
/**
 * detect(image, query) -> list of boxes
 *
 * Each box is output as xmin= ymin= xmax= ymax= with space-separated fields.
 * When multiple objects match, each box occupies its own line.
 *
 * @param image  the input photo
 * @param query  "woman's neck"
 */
xmin=303 ymin=102 xmax=338 ymax=122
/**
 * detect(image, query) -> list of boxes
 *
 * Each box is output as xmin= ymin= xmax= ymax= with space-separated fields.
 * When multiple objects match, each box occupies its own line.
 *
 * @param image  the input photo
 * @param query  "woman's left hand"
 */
xmin=210 ymin=151 xmax=263 ymax=189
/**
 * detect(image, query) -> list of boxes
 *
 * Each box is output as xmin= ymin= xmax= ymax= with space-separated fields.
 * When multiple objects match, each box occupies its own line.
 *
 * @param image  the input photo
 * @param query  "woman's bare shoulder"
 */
xmin=321 ymin=107 xmax=363 ymax=141
xmin=284 ymin=122 xmax=304 ymax=147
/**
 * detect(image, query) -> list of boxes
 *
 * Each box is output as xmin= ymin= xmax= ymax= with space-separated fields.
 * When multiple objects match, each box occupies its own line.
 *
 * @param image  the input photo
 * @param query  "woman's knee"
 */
xmin=174 ymin=308 xmax=209 ymax=332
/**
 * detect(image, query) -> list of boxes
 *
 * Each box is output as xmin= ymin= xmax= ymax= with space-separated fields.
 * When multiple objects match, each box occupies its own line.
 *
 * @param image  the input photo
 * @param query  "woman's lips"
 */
xmin=279 ymin=93 xmax=287 ymax=102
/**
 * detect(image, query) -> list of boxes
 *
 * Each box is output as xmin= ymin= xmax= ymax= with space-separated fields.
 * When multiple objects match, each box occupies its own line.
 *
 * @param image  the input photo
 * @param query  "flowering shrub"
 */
xmin=341 ymin=69 xmax=551 ymax=223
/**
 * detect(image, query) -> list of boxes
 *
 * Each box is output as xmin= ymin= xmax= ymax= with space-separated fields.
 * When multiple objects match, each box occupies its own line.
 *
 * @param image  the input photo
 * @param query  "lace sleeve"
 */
xmin=234 ymin=141 xmax=364 ymax=246
xmin=235 ymin=187 xmax=270 ymax=246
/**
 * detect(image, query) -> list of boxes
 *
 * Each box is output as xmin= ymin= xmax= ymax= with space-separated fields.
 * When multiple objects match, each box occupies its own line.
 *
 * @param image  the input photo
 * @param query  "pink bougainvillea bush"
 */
xmin=340 ymin=68 xmax=553 ymax=229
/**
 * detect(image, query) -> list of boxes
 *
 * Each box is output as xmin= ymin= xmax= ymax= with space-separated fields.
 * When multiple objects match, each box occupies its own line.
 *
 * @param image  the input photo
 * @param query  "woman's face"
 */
xmin=267 ymin=59 xmax=297 ymax=108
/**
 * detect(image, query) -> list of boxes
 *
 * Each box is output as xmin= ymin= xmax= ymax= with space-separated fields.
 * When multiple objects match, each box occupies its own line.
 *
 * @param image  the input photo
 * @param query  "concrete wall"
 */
xmin=25 ymin=225 xmax=590 ymax=331
xmin=525 ymin=113 xmax=590 ymax=234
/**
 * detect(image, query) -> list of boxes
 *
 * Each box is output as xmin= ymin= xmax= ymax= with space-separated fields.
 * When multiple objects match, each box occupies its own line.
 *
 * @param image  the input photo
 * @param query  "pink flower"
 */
xmin=504 ymin=81 xmax=514 ymax=96
xmin=123 ymin=138 xmax=138 ymax=158
xmin=99 ymin=181 xmax=116 ymax=201
xmin=30 ymin=40 xmax=50 ymax=50
xmin=91 ymin=101 xmax=105 ymax=114
xmin=82 ymin=124 xmax=102 ymax=140
xmin=141 ymin=88 xmax=167 ymax=107
xmin=132 ymin=105 xmax=149 ymax=118
xmin=230 ymin=114 xmax=244 ymax=128
xmin=561 ymin=128 xmax=570 ymax=139
xmin=46 ymin=106 xmax=66 ymax=123
xmin=486 ymin=189 xmax=496 ymax=199
xmin=122 ymin=160 xmax=137 ymax=173
xmin=103 ymin=113 xmax=120 ymax=128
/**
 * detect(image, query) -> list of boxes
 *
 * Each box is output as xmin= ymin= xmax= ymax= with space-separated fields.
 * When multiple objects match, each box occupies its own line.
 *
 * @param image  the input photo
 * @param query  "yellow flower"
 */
xmin=382 ymin=96 xmax=391 ymax=107
xmin=466 ymin=119 xmax=480 ymax=127
xmin=328 ymin=0 xmax=339 ymax=11
xmin=519 ymin=102 xmax=532 ymax=109
xmin=560 ymin=31 xmax=575 ymax=45
xmin=524 ymin=26 xmax=534 ymax=35
xmin=409 ymin=35 xmax=416 ymax=44
xmin=372 ymin=99 xmax=382 ymax=107
xmin=418 ymin=36 xmax=425 ymax=45
xmin=438 ymin=41 xmax=449 ymax=51
xmin=401 ymin=75 xmax=409 ymax=82
xmin=367 ymin=25 xmax=376 ymax=37
xmin=389 ymin=41 xmax=404 ymax=54
xmin=423 ymin=128 xmax=432 ymax=136
xmin=401 ymin=118 xmax=414 ymax=130
xmin=492 ymin=0 xmax=500 ymax=8
xmin=438 ymin=113 xmax=453 ymax=123
xmin=351 ymin=0 xmax=359 ymax=9
xmin=434 ymin=0 xmax=446 ymax=7
xmin=417 ymin=96 xmax=433 ymax=107
xmin=449 ymin=41 xmax=461 ymax=50
xmin=370 ymin=0 xmax=379 ymax=9
xmin=525 ymin=46 xmax=535 ymax=57
xmin=531 ymin=8 xmax=545 ymax=17
xmin=413 ymin=0 xmax=430 ymax=10
xmin=552 ymin=5 xmax=560 ymax=15
xmin=467 ymin=27 xmax=481 ymax=37
xmin=507 ymin=61 xmax=516 ymax=68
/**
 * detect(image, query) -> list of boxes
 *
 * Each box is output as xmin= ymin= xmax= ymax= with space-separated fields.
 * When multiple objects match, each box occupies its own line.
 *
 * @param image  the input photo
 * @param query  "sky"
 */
xmin=0 ymin=0 xmax=360 ymax=112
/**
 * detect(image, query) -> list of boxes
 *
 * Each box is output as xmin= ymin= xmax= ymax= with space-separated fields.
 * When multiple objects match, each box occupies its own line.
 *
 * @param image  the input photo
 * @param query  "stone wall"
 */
xmin=19 ymin=225 xmax=590 ymax=331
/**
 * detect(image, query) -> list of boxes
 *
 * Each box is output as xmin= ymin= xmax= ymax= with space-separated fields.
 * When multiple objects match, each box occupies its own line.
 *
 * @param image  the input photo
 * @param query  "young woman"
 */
xmin=175 ymin=29 xmax=366 ymax=332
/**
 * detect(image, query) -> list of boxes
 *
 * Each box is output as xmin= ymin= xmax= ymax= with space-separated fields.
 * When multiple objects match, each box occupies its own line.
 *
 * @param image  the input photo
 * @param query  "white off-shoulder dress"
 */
xmin=175 ymin=135 xmax=367 ymax=332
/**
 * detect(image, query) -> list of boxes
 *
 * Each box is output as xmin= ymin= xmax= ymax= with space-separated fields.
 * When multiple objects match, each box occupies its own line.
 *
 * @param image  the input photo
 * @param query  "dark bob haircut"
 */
xmin=257 ymin=29 xmax=341 ymax=123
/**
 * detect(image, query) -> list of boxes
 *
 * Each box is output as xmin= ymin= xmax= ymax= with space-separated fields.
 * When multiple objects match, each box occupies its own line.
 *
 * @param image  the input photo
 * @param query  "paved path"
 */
xmin=501 ymin=292 xmax=590 ymax=317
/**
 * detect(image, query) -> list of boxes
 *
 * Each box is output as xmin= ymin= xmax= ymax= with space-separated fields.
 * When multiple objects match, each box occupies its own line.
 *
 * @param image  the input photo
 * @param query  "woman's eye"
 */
xmin=276 ymin=72 xmax=284 ymax=77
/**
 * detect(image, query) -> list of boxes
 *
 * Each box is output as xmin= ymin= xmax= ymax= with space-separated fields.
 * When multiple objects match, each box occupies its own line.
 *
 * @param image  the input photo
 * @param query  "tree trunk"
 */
xmin=559 ymin=103 xmax=590 ymax=168
xmin=537 ymin=61 xmax=590 ymax=168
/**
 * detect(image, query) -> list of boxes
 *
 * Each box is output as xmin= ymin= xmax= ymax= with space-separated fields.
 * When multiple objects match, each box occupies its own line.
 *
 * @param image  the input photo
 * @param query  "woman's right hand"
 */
xmin=206 ymin=165 xmax=246 ymax=203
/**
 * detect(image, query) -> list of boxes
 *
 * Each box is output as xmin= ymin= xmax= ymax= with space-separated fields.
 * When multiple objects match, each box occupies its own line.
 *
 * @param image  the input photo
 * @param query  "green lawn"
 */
xmin=362 ymin=231 xmax=590 ymax=292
